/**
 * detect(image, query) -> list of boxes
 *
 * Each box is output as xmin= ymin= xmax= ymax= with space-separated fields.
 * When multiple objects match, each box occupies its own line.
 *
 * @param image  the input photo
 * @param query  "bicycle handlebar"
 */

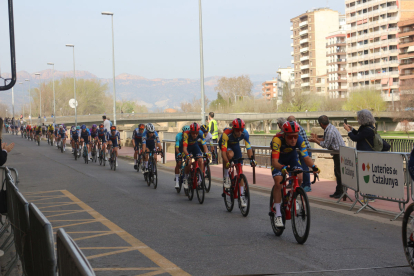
xmin=280 ymin=169 xmax=319 ymax=185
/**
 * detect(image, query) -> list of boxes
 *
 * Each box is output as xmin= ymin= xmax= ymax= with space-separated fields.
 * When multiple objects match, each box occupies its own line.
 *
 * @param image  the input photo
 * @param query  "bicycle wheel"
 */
xmin=223 ymin=184 xmax=234 ymax=212
xmin=103 ymin=150 xmax=106 ymax=166
xmin=152 ymin=161 xmax=157 ymax=189
xmin=113 ymin=154 xmax=117 ymax=171
xmin=204 ymin=162 xmax=211 ymax=193
xmin=403 ymin=203 xmax=414 ymax=271
xmin=99 ymin=150 xmax=103 ymax=166
xmin=146 ymin=158 xmax=152 ymax=186
xmin=269 ymin=186 xmax=286 ymax=237
xmin=195 ymin=168 xmax=205 ymax=204
xmin=239 ymin=174 xmax=250 ymax=217
xmin=74 ymin=148 xmax=77 ymax=160
xmin=291 ymin=187 xmax=311 ymax=244
xmin=177 ymin=168 xmax=183 ymax=194
xmin=187 ymin=174 xmax=194 ymax=201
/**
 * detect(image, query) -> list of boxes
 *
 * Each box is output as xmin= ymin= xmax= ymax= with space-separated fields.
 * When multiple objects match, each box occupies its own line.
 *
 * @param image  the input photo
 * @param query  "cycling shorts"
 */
xmin=81 ymin=136 xmax=90 ymax=144
xmin=72 ymin=136 xmax=79 ymax=142
xmin=98 ymin=135 xmax=107 ymax=142
xmin=187 ymin=144 xmax=202 ymax=158
xmin=134 ymin=139 xmax=142 ymax=151
xmin=36 ymin=131 xmax=41 ymax=135
xmin=109 ymin=139 xmax=119 ymax=148
xmin=271 ymin=153 xmax=302 ymax=178
xmin=218 ymin=139 xmax=242 ymax=164
xmin=146 ymin=142 xmax=155 ymax=151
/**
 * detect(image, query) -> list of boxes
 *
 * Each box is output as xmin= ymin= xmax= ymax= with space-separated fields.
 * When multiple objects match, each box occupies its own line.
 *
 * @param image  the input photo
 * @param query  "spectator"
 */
xmin=276 ymin=117 xmax=286 ymax=133
xmin=344 ymin=109 xmax=389 ymax=152
xmin=208 ymin=112 xmax=218 ymax=164
xmin=0 ymin=118 xmax=15 ymax=166
xmin=309 ymin=115 xmax=345 ymax=199
xmin=103 ymin=115 xmax=111 ymax=132
xmin=288 ymin=116 xmax=312 ymax=192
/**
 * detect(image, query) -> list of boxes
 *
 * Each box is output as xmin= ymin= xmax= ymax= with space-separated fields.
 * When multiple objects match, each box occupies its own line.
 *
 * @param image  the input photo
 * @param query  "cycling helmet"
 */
xmin=200 ymin=124 xmax=209 ymax=133
xmin=190 ymin=122 xmax=200 ymax=133
xmin=139 ymin=123 xmax=145 ymax=129
xmin=92 ymin=124 xmax=97 ymax=128
xmin=110 ymin=126 xmax=117 ymax=132
xmin=81 ymin=124 xmax=86 ymax=130
xmin=282 ymin=121 xmax=300 ymax=134
xmin=99 ymin=123 xmax=104 ymax=129
xmin=76 ymin=126 xmax=80 ymax=130
xmin=232 ymin=118 xmax=245 ymax=130
xmin=146 ymin=123 xmax=155 ymax=133
xmin=182 ymin=125 xmax=190 ymax=132
xmin=62 ymin=124 xmax=65 ymax=128
xmin=59 ymin=125 xmax=63 ymax=128
xmin=71 ymin=126 xmax=76 ymax=132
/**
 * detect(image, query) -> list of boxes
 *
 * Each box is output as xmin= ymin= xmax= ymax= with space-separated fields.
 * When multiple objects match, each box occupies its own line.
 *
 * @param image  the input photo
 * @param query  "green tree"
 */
xmin=343 ymin=88 xmax=387 ymax=114
xmin=116 ymin=99 xmax=148 ymax=113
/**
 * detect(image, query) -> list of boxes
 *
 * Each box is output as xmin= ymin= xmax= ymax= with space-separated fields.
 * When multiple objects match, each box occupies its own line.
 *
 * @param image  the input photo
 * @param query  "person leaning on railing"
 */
xmin=0 ymin=118 xmax=15 ymax=166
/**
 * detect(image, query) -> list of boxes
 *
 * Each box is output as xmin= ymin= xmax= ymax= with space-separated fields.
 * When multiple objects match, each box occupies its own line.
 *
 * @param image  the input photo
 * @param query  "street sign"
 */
xmin=69 ymin=99 xmax=78 ymax=109
xmin=357 ymin=152 xmax=405 ymax=199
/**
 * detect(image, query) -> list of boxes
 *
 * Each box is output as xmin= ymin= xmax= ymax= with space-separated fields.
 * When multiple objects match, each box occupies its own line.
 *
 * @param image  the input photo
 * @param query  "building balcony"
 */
xmin=300 ymin=47 xmax=309 ymax=53
xmin=382 ymin=93 xmax=400 ymax=102
xmin=291 ymin=43 xmax=294 ymax=47
xmin=290 ymin=26 xmax=293 ymax=31
xmin=300 ymin=56 xmax=309 ymax=61
xmin=291 ymin=34 xmax=293 ymax=39
xmin=299 ymin=21 xmax=308 ymax=28
xmin=300 ymin=64 xmax=309 ymax=70
xmin=291 ymin=59 xmax=294 ymax=64
xmin=300 ymin=38 xmax=308 ymax=44
xmin=400 ymin=62 xmax=414 ymax=70
xmin=299 ymin=29 xmax=308 ymax=36
xmin=301 ymin=82 xmax=310 ymax=87
xmin=301 ymin=74 xmax=309 ymax=78
xmin=291 ymin=51 xmax=294 ymax=56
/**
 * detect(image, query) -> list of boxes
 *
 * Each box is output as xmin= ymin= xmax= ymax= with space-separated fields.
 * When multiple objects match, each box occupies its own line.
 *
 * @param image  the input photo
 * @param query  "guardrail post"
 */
xmin=252 ymin=149 xmax=256 ymax=184
xmin=162 ymin=141 xmax=166 ymax=164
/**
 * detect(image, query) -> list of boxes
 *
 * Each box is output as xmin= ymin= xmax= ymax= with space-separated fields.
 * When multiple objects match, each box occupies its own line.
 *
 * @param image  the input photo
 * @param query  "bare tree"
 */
xmin=400 ymin=120 xmax=411 ymax=138
xmin=214 ymin=75 xmax=253 ymax=102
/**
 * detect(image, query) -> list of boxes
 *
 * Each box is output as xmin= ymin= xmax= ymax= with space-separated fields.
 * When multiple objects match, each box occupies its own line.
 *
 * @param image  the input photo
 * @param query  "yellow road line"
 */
xmin=38 ymin=202 xmax=80 ymax=209
xmin=93 ymin=267 xmax=159 ymax=271
xmin=86 ymin=247 xmax=138 ymax=260
xmin=61 ymin=190 xmax=190 ymax=276
xmin=80 ymin=247 xmax=132 ymax=250
xmin=23 ymin=190 xmax=64 ymax=195
xmin=52 ymin=220 xmax=102 ymax=229
xmin=139 ymin=270 xmax=166 ymax=276
xmin=30 ymin=195 xmax=67 ymax=202
xmin=72 ymin=232 xmax=115 ymax=241
xmin=45 ymin=210 xmax=88 ymax=218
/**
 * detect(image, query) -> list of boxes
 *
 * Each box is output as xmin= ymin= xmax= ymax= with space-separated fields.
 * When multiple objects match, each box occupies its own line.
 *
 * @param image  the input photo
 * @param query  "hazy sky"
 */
xmin=3 ymin=0 xmax=345 ymax=79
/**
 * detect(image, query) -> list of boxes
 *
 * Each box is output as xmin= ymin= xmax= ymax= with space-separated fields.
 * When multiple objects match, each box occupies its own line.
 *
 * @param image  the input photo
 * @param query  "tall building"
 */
xmin=262 ymin=78 xmax=284 ymax=101
xmin=398 ymin=18 xmax=414 ymax=92
xmin=326 ymin=30 xmax=347 ymax=98
xmin=276 ymin=67 xmax=295 ymax=90
xmin=345 ymin=0 xmax=414 ymax=108
xmin=290 ymin=8 xmax=340 ymax=94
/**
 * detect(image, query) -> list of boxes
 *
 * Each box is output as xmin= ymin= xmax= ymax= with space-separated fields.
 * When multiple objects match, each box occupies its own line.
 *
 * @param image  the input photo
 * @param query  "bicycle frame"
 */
xmin=227 ymin=162 xmax=243 ymax=199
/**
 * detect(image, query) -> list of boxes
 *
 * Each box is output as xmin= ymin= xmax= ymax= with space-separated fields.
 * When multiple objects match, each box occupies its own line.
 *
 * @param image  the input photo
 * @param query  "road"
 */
xmin=3 ymin=133 xmax=412 ymax=276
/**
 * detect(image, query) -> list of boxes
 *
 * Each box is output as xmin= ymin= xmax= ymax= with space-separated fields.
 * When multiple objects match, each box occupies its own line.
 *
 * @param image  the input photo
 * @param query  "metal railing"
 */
xmin=57 ymin=228 xmax=96 ymax=276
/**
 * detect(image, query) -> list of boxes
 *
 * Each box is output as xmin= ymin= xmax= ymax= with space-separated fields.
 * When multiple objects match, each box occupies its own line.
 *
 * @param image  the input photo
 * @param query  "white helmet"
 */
xmin=59 ymin=125 xmax=63 ymax=128
xmin=146 ymin=123 xmax=155 ymax=133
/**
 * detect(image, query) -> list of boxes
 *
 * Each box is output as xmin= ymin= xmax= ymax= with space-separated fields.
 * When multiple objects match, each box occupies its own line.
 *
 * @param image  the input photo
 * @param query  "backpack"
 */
xmin=365 ymin=127 xmax=383 ymax=151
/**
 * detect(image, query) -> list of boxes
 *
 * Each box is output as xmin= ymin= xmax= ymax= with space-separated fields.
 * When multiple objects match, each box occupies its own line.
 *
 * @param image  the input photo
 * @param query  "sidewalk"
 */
xmin=118 ymin=146 xmax=411 ymax=215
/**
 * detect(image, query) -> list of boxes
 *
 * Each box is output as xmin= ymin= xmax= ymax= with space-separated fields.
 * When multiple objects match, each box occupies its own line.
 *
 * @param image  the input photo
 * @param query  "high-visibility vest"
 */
xmin=209 ymin=119 xmax=218 ymax=139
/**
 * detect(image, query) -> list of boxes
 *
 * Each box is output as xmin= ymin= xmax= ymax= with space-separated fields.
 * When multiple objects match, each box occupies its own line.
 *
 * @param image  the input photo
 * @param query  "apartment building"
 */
xmin=345 ymin=0 xmax=413 ymax=108
xmin=262 ymin=78 xmax=284 ymax=101
xmin=326 ymin=31 xmax=348 ymax=98
xmin=398 ymin=18 xmax=414 ymax=91
xmin=276 ymin=67 xmax=295 ymax=90
xmin=290 ymin=8 xmax=340 ymax=94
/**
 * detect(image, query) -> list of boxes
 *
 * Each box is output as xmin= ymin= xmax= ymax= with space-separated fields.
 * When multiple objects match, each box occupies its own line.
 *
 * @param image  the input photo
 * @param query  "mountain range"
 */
xmin=0 ymin=70 xmax=276 ymax=111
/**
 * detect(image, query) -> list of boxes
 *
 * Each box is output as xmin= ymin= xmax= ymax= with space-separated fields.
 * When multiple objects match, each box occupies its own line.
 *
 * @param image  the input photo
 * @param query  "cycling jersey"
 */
xmin=175 ymin=132 xmax=183 ymax=150
xmin=70 ymin=130 xmax=80 ymax=140
xmin=270 ymin=133 xmax=308 ymax=160
xmin=90 ymin=128 xmax=98 ymax=138
xmin=183 ymin=130 xmax=205 ymax=157
xmin=97 ymin=129 xmax=107 ymax=142
xmin=80 ymin=129 xmax=91 ymax=143
xmin=132 ymin=128 xmax=144 ymax=142
xmin=142 ymin=130 xmax=160 ymax=151
xmin=48 ymin=127 xmax=54 ymax=133
xmin=270 ymin=133 xmax=307 ymax=177
xmin=58 ymin=129 xmax=67 ymax=139
xmin=36 ymin=127 xmax=42 ymax=133
xmin=106 ymin=131 xmax=120 ymax=147
xmin=219 ymin=128 xmax=251 ymax=152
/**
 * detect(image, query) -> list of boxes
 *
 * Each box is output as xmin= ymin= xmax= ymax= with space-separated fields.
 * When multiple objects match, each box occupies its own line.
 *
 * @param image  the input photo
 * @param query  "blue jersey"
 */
xmin=175 ymin=132 xmax=183 ymax=150
xmin=132 ymin=128 xmax=144 ymax=141
xmin=183 ymin=130 xmax=205 ymax=148
xmin=142 ymin=130 xmax=160 ymax=146
xmin=59 ymin=128 xmax=67 ymax=138
xmin=106 ymin=131 xmax=120 ymax=143
xmin=90 ymin=128 xmax=98 ymax=138
xmin=80 ymin=129 xmax=91 ymax=139
xmin=220 ymin=128 xmax=251 ymax=152
xmin=71 ymin=130 xmax=80 ymax=138
xmin=97 ymin=129 xmax=106 ymax=138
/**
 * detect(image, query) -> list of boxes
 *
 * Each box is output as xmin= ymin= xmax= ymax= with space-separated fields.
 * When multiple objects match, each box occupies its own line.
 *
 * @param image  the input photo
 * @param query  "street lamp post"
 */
xmin=19 ymin=82 xmax=23 ymax=118
xmin=66 ymin=44 xmax=77 ymax=126
xmin=198 ymin=0 xmax=206 ymax=124
xmin=47 ymin=63 xmax=56 ymax=125
xmin=101 ymin=12 xmax=117 ymax=126
xmin=35 ymin=73 xmax=41 ymax=123
xmin=25 ymin=79 xmax=31 ymax=124
xmin=11 ymin=87 xmax=14 ymax=120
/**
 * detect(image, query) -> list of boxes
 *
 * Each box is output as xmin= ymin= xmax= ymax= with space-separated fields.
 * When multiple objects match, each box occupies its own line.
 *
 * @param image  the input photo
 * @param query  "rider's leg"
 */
xmin=272 ymin=175 xmax=283 ymax=217
xmin=223 ymin=150 xmax=234 ymax=187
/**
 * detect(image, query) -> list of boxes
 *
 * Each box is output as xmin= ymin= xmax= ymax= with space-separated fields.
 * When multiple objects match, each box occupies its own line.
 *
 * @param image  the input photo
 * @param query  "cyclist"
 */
xmin=200 ymin=124 xmax=214 ymax=153
xmin=80 ymin=124 xmax=92 ymax=160
xmin=42 ymin=123 xmax=46 ymax=136
xmin=71 ymin=126 xmax=80 ymax=153
xmin=182 ymin=123 xmax=209 ymax=189
xmin=106 ymin=125 xmax=121 ymax=167
xmin=97 ymin=124 xmax=108 ymax=161
xmin=270 ymin=121 xmax=320 ymax=227
xmin=142 ymin=123 xmax=162 ymax=174
xmin=219 ymin=118 xmax=256 ymax=207
xmin=48 ymin=124 xmax=54 ymax=143
xmin=26 ymin=124 xmax=31 ymax=139
xmin=57 ymin=125 xmax=67 ymax=151
xmin=35 ymin=125 xmax=42 ymax=142
xmin=132 ymin=123 xmax=145 ymax=170
xmin=90 ymin=124 xmax=99 ymax=157
xmin=54 ymin=125 xmax=60 ymax=146
xmin=174 ymin=125 xmax=189 ymax=188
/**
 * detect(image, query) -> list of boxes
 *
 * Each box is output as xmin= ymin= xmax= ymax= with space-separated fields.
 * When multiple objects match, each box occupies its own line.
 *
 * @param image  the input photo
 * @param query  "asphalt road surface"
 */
xmin=3 ymin=133 xmax=412 ymax=276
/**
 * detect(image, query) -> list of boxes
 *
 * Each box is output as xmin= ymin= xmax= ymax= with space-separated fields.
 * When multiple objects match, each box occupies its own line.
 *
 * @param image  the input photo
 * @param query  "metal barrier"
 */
xmin=29 ymin=203 xmax=57 ymax=276
xmin=384 ymin=139 xmax=414 ymax=153
xmin=338 ymin=146 xmax=361 ymax=210
xmin=56 ymin=228 xmax=96 ymax=276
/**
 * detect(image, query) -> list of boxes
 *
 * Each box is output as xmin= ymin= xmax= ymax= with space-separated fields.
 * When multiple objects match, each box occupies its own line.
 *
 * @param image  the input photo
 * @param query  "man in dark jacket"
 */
xmin=0 ymin=118 xmax=15 ymax=166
